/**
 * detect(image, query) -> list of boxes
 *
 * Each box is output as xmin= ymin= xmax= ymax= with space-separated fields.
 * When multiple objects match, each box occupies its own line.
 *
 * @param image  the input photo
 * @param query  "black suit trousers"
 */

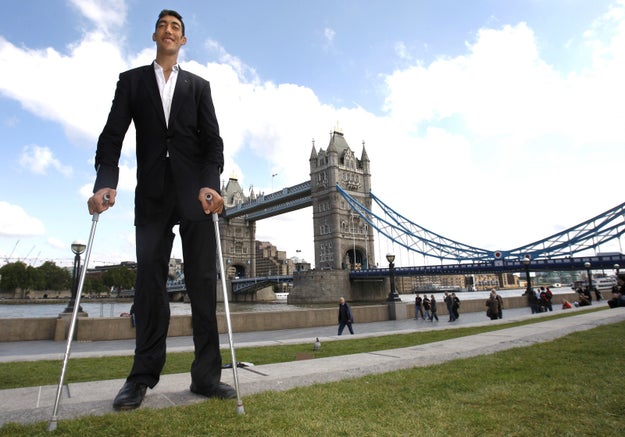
xmin=128 ymin=176 xmax=222 ymax=389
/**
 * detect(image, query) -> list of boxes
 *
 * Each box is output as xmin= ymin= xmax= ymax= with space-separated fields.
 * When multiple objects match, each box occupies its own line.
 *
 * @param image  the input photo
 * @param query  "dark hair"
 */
xmin=156 ymin=9 xmax=185 ymax=36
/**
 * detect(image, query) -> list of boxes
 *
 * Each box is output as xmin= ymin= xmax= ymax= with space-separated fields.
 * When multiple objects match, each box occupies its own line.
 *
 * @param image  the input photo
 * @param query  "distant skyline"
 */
xmin=1 ymin=0 xmax=624 ymax=269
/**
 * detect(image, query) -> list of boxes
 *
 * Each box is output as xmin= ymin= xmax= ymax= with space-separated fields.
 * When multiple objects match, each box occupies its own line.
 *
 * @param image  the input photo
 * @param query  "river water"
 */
xmin=0 ymin=287 xmax=574 ymax=319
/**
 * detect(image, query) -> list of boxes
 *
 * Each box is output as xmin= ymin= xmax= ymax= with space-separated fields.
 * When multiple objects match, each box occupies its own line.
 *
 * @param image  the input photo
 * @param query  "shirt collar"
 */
xmin=153 ymin=61 xmax=180 ymax=73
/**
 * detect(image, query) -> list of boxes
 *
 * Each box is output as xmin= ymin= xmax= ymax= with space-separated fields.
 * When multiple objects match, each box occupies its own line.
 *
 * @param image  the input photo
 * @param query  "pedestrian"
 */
xmin=486 ymin=289 xmax=503 ymax=320
xmin=545 ymin=287 xmax=553 ymax=311
xmin=87 ymin=9 xmax=234 ymax=411
xmin=429 ymin=294 xmax=439 ymax=321
xmin=529 ymin=288 xmax=539 ymax=314
xmin=451 ymin=292 xmax=460 ymax=321
xmin=538 ymin=287 xmax=547 ymax=313
xmin=337 ymin=297 xmax=354 ymax=335
xmin=422 ymin=295 xmax=431 ymax=320
xmin=414 ymin=293 xmax=425 ymax=320
xmin=444 ymin=292 xmax=455 ymax=322
xmin=593 ymin=285 xmax=602 ymax=301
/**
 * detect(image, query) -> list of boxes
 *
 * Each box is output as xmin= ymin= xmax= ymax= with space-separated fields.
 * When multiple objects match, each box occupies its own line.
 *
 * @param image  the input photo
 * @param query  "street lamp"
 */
xmin=522 ymin=256 xmax=536 ymax=312
xmin=522 ymin=257 xmax=532 ymax=294
xmin=584 ymin=261 xmax=593 ymax=297
xmin=386 ymin=253 xmax=400 ymax=302
xmin=64 ymin=240 xmax=86 ymax=313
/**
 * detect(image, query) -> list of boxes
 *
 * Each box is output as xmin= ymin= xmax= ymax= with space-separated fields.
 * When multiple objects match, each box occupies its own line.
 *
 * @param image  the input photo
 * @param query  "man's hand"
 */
xmin=199 ymin=187 xmax=224 ymax=215
xmin=88 ymin=188 xmax=116 ymax=215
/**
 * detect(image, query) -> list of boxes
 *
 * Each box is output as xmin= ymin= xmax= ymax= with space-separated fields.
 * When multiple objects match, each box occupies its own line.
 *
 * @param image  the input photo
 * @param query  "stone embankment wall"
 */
xmin=0 ymin=293 xmax=578 ymax=342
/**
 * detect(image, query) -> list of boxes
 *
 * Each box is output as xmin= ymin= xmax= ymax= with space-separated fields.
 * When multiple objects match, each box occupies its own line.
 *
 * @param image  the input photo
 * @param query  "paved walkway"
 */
xmin=1 ymin=303 xmax=624 ymax=427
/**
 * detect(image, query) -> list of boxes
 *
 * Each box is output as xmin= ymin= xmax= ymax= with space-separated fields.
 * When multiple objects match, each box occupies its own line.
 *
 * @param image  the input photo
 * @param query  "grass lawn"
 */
xmin=1 ymin=308 xmax=624 ymax=436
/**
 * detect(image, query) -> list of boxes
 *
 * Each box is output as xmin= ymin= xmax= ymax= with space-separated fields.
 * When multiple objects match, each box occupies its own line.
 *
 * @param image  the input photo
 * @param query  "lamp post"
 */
xmin=64 ymin=240 xmax=86 ymax=313
xmin=522 ymin=257 xmax=536 ymax=312
xmin=522 ymin=257 xmax=532 ymax=294
xmin=584 ymin=261 xmax=593 ymax=295
xmin=386 ymin=253 xmax=400 ymax=302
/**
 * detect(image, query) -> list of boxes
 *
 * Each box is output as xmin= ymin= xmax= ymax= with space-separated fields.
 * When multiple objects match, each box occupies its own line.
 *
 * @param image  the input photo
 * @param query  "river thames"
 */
xmin=0 ymin=287 xmax=575 ymax=318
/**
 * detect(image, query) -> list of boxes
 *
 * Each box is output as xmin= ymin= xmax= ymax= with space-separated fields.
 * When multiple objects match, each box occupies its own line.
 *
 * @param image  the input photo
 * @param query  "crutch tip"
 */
xmin=236 ymin=403 xmax=245 ymax=415
xmin=47 ymin=420 xmax=58 ymax=431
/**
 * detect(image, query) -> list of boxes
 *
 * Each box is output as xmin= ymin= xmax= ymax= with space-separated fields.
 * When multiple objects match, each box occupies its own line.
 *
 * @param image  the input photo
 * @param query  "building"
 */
xmin=309 ymin=128 xmax=375 ymax=270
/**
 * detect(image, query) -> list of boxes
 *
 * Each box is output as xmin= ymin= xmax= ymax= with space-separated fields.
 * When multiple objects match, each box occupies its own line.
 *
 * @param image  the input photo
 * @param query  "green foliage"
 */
xmin=36 ymin=261 xmax=71 ymax=291
xmin=0 ymin=261 xmax=71 ymax=292
xmin=0 ymin=261 xmax=28 ymax=291
xmin=84 ymin=276 xmax=109 ymax=295
xmin=101 ymin=266 xmax=136 ymax=291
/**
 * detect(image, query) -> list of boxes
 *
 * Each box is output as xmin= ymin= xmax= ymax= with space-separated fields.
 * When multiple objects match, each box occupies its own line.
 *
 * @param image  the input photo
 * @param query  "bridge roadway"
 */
xmin=350 ymin=253 xmax=625 ymax=278
xmin=224 ymin=254 xmax=625 ymax=296
xmin=223 ymin=181 xmax=311 ymax=220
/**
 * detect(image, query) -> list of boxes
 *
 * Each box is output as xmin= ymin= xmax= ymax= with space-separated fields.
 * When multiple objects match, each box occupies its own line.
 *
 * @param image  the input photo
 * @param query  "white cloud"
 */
xmin=19 ymin=145 xmax=73 ymax=176
xmin=325 ymin=27 xmax=336 ymax=41
xmin=47 ymin=237 xmax=67 ymax=250
xmin=394 ymin=41 xmax=411 ymax=60
xmin=69 ymin=0 xmax=128 ymax=36
xmin=0 ymin=202 xmax=45 ymax=237
xmin=2 ymin=2 xmax=625 ymax=268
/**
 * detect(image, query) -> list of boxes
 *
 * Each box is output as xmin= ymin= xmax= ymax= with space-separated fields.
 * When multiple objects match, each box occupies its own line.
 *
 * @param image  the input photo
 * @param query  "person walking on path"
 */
xmin=545 ymin=287 xmax=554 ymax=311
xmin=88 ymin=9 xmax=234 ymax=411
xmin=451 ymin=292 xmax=461 ymax=321
xmin=429 ymin=295 xmax=439 ymax=322
xmin=486 ymin=289 xmax=502 ymax=320
xmin=414 ymin=293 xmax=425 ymax=320
xmin=444 ymin=292 xmax=455 ymax=322
xmin=337 ymin=297 xmax=354 ymax=335
xmin=423 ymin=295 xmax=431 ymax=321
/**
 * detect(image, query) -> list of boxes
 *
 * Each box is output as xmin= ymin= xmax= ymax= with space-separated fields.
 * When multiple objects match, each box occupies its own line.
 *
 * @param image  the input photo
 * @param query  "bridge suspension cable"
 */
xmin=336 ymin=184 xmax=625 ymax=263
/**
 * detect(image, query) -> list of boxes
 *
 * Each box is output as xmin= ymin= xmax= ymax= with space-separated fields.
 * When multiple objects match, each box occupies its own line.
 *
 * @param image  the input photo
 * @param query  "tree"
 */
xmin=84 ymin=276 xmax=109 ymax=296
xmin=37 ymin=261 xmax=71 ymax=290
xmin=0 ymin=262 xmax=29 ymax=291
xmin=26 ymin=265 xmax=45 ymax=290
xmin=102 ymin=266 xmax=136 ymax=291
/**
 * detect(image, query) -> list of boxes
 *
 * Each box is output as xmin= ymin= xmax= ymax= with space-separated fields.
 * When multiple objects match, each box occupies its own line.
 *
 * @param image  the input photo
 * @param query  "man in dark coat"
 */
xmin=88 ymin=9 xmax=234 ymax=411
xmin=337 ymin=297 xmax=354 ymax=335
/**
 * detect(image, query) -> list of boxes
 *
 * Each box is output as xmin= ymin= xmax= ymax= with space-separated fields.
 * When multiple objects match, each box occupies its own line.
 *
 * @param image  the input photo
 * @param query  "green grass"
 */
xmin=0 ymin=307 xmax=605 ymax=390
xmin=2 ymin=307 xmax=624 ymax=436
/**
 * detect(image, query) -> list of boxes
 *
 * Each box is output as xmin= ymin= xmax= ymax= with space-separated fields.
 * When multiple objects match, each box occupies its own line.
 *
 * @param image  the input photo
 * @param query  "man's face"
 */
xmin=152 ymin=15 xmax=186 ymax=54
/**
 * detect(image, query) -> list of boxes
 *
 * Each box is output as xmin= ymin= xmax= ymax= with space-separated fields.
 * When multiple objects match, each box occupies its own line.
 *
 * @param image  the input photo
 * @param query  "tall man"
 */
xmin=87 ymin=9 xmax=235 ymax=411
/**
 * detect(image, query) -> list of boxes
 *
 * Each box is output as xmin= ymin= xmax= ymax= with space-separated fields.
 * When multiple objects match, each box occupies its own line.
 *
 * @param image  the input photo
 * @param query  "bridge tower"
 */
xmin=219 ymin=175 xmax=256 ymax=279
xmin=309 ymin=128 xmax=375 ymax=270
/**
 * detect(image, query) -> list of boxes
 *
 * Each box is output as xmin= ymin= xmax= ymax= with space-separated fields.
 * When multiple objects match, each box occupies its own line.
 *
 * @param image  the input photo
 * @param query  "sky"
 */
xmin=1 ymin=0 xmax=624 ymax=270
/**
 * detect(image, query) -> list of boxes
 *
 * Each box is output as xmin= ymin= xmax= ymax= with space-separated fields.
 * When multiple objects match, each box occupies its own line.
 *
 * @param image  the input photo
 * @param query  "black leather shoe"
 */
xmin=190 ymin=382 xmax=237 ymax=400
xmin=113 ymin=381 xmax=148 ymax=411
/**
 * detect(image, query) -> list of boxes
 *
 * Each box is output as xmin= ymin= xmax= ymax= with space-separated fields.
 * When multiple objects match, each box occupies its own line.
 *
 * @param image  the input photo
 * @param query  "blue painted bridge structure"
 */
xmin=167 ymin=179 xmax=625 ymax=296
xmin=350 ymin=253 xmax=625 ymax=279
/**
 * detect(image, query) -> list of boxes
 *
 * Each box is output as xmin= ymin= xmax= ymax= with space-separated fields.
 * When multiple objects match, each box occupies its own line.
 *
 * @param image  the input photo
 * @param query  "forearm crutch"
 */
xmin=210 ymin=198 xmax=245 ymax=415
xmin=48 ymin=203 xmax=104 ymax=432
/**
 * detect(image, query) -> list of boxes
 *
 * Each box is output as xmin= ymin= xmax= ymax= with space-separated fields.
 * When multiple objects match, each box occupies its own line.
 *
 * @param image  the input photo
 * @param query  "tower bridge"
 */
xmin=223 ymin=181 xmax=312 ymax=221
xmin=167 ymin=128 xmax=625 ymax=303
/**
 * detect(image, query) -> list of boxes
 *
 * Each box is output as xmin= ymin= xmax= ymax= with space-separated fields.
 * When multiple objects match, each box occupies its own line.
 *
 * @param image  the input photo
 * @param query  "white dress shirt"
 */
xmin=153 ymin=61 xmax=179 ymax=128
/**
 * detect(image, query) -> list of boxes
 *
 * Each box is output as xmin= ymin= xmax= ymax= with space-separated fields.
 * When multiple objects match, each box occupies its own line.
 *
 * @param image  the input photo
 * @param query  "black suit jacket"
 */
xmin=94 ymin=63 xmax=224 ymax=224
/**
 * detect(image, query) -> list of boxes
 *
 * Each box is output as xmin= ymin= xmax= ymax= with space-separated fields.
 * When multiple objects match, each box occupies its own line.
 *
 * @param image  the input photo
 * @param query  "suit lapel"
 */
xmin=142 ymin=63 xmax=167 ymax=128
xmin=169 ymin=68 xmax=190 ymax=128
